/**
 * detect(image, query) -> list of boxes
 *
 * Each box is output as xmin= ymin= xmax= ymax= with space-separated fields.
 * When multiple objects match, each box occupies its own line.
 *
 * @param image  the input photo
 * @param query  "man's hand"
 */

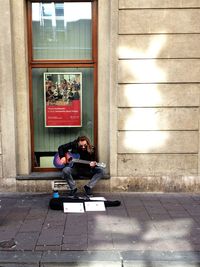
xmin=90 ymin=161 xmax=97 ymax=168
xmin=60 ymin=157 xmax=67 ymax=164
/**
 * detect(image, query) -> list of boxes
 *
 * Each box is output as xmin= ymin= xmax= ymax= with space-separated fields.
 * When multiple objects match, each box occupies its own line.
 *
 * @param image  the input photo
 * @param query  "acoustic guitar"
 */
xmin=53 ymin=152 xmax=106 ymax=169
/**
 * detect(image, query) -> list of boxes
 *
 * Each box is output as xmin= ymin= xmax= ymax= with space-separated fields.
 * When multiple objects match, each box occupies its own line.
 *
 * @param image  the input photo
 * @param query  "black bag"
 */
xmin=49 ymin=197 xmax=121 ymax=210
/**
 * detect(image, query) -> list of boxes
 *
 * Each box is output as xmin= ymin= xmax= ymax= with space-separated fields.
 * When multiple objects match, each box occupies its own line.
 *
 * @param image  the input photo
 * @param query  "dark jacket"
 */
xmin=58 ymin=139 xmax=96 ymax=162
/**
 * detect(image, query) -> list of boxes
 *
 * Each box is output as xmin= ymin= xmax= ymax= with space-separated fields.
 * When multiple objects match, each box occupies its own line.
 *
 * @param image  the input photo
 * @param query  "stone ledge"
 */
xmin=16 ymin=172 xmax=110 ymax=180
xmin=16 ymin=172 xmax=62 ymax=180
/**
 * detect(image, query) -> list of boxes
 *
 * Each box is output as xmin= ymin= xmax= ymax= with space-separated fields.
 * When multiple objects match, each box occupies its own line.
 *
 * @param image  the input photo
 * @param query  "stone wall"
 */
xmin=0 ymin=0 xmax=17 ymax=191
xmin=1 ymin=0 xmax=200 ymax=192
xmin=110 ymin=0 xmax=200 ymax=191
xmin=0 ymin=0 xmax=30 ymax=192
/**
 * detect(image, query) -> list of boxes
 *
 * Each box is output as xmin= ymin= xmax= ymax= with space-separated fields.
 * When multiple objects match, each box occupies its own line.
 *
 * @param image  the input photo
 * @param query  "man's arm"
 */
xmin=58 ymin=140 xmax=76 ymax=158
xmin=91 ymin=146 xmax=96 ymax=161
xmin=89 ymin=147 xmax=97 ymax=167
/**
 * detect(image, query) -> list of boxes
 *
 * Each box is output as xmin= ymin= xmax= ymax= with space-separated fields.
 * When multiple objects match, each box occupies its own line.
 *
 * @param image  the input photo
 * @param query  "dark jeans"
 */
xmin=62 ymin=165 xmax=105 ymax=190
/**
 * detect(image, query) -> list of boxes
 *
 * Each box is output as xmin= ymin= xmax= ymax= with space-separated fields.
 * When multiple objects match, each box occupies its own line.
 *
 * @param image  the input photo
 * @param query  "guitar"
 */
xmin=53 ymin=152 xmax=106 ymax=169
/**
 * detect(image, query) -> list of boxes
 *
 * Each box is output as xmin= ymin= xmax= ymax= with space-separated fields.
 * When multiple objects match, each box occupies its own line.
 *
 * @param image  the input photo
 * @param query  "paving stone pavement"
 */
xmin=1 ymin=192 xmax=200 ymax=266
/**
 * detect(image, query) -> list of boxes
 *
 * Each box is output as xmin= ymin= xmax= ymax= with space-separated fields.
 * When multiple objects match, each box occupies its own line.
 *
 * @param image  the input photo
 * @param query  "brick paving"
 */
xmin=1 ymin=192 xmax=200 ymax=266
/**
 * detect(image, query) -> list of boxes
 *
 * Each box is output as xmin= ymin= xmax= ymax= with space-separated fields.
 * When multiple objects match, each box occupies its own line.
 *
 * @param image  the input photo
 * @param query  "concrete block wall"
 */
xmin=111 ymin=0 xmax=200 ymax=191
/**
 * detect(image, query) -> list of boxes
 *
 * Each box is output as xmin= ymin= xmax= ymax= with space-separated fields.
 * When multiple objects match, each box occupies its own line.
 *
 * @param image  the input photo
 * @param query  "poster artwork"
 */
xmin=44 ymin=72 xmax=82 ymax=127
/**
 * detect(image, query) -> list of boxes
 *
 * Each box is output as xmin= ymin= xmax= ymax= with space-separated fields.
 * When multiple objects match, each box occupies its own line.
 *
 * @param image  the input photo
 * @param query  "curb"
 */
xmin=1 ymin=251 xmax=200 ymax=267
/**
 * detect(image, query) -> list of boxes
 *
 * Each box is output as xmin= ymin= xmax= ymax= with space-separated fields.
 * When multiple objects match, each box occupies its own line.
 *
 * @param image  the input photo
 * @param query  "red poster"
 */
xmin=44 ymin=72 xmax=82 ymax=127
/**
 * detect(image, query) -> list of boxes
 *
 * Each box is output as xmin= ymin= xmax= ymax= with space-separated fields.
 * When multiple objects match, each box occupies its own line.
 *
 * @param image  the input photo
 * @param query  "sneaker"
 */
xmin=84 ymin=185 xmax=93 ymax=196
xmin=68 ymin=188 xmax=77 ymax=197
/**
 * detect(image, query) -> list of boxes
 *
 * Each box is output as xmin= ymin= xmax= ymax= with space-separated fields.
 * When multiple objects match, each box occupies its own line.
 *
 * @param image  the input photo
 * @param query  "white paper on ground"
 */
xmin=63 ymin=202 xmax=84 ymax=213
xmin=89 ymin=197 xmax=106 ymax=201
xmin=84 ymin=201 xmax=106 ymax=211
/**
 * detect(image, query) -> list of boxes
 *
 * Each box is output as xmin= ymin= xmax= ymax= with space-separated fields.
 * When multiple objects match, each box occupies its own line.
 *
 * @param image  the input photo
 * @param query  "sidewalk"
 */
xmin=1 ymin=192 xmax=200 ymax=266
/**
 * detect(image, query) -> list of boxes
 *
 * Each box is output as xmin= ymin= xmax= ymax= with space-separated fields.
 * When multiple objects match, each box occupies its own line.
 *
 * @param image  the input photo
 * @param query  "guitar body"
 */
xmin=53 ymin=152 xmax=80 ymax=169
xmin=53 ymin=152 xmax=106 ymax=169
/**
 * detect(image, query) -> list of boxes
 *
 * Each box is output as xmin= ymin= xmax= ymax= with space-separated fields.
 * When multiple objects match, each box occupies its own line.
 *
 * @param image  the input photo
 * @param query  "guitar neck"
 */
xmin=72 ymin=159 xmax=91 ymax=165
xmin=68 ymin=153 xmax=106 ymax=168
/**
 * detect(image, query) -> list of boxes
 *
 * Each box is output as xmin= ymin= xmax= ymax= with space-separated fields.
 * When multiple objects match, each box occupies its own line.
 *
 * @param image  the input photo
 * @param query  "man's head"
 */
xmin=78 ymin=139 xmax=87 ymax=151
xmin=77 ymin=136 xmax=92 ymax=153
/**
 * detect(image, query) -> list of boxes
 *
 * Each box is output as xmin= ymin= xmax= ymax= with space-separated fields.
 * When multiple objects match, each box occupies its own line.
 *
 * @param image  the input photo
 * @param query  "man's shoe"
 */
xmin=84 ymin=185 xmax=93 ymax=196
xmin=68 ymin=188 xmax=78 ymax=197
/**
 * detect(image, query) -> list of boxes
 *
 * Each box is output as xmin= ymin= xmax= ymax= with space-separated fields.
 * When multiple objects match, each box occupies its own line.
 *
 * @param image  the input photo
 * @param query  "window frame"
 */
xmin=27 ymin=0 xmax=98 ymax=172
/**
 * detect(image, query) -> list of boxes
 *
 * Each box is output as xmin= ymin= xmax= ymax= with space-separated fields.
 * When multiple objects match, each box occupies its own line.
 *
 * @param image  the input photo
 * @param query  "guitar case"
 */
xmin=49 ymin=197 xmax=121 ymax=210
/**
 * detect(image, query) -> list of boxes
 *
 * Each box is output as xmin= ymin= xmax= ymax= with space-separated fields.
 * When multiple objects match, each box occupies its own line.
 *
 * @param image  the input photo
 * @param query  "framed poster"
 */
xmin=44 ymin=72 xmax=82 ymax=127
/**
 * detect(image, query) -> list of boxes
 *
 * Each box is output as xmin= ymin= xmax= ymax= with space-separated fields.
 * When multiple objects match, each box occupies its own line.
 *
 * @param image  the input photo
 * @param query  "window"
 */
xmin=28 ymin=1 xmax=97 ymax=171
xmin=32 ymin=2 xmax=92 ymax=60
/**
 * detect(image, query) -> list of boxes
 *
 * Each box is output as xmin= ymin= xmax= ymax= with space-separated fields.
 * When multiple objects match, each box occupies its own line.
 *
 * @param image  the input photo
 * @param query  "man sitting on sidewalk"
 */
xmin=58 ymin=136 xmax=105 ymax=197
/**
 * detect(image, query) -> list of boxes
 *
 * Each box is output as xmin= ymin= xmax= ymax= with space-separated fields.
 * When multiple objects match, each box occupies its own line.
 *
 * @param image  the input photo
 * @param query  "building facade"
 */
xmin=1 ymin=0 xmax=200 ymax=192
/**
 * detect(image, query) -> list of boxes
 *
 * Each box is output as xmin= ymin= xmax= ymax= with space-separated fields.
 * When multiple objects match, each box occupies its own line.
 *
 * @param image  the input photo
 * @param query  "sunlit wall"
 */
xmin=115 ymin=0 xmax=200 ymax=188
